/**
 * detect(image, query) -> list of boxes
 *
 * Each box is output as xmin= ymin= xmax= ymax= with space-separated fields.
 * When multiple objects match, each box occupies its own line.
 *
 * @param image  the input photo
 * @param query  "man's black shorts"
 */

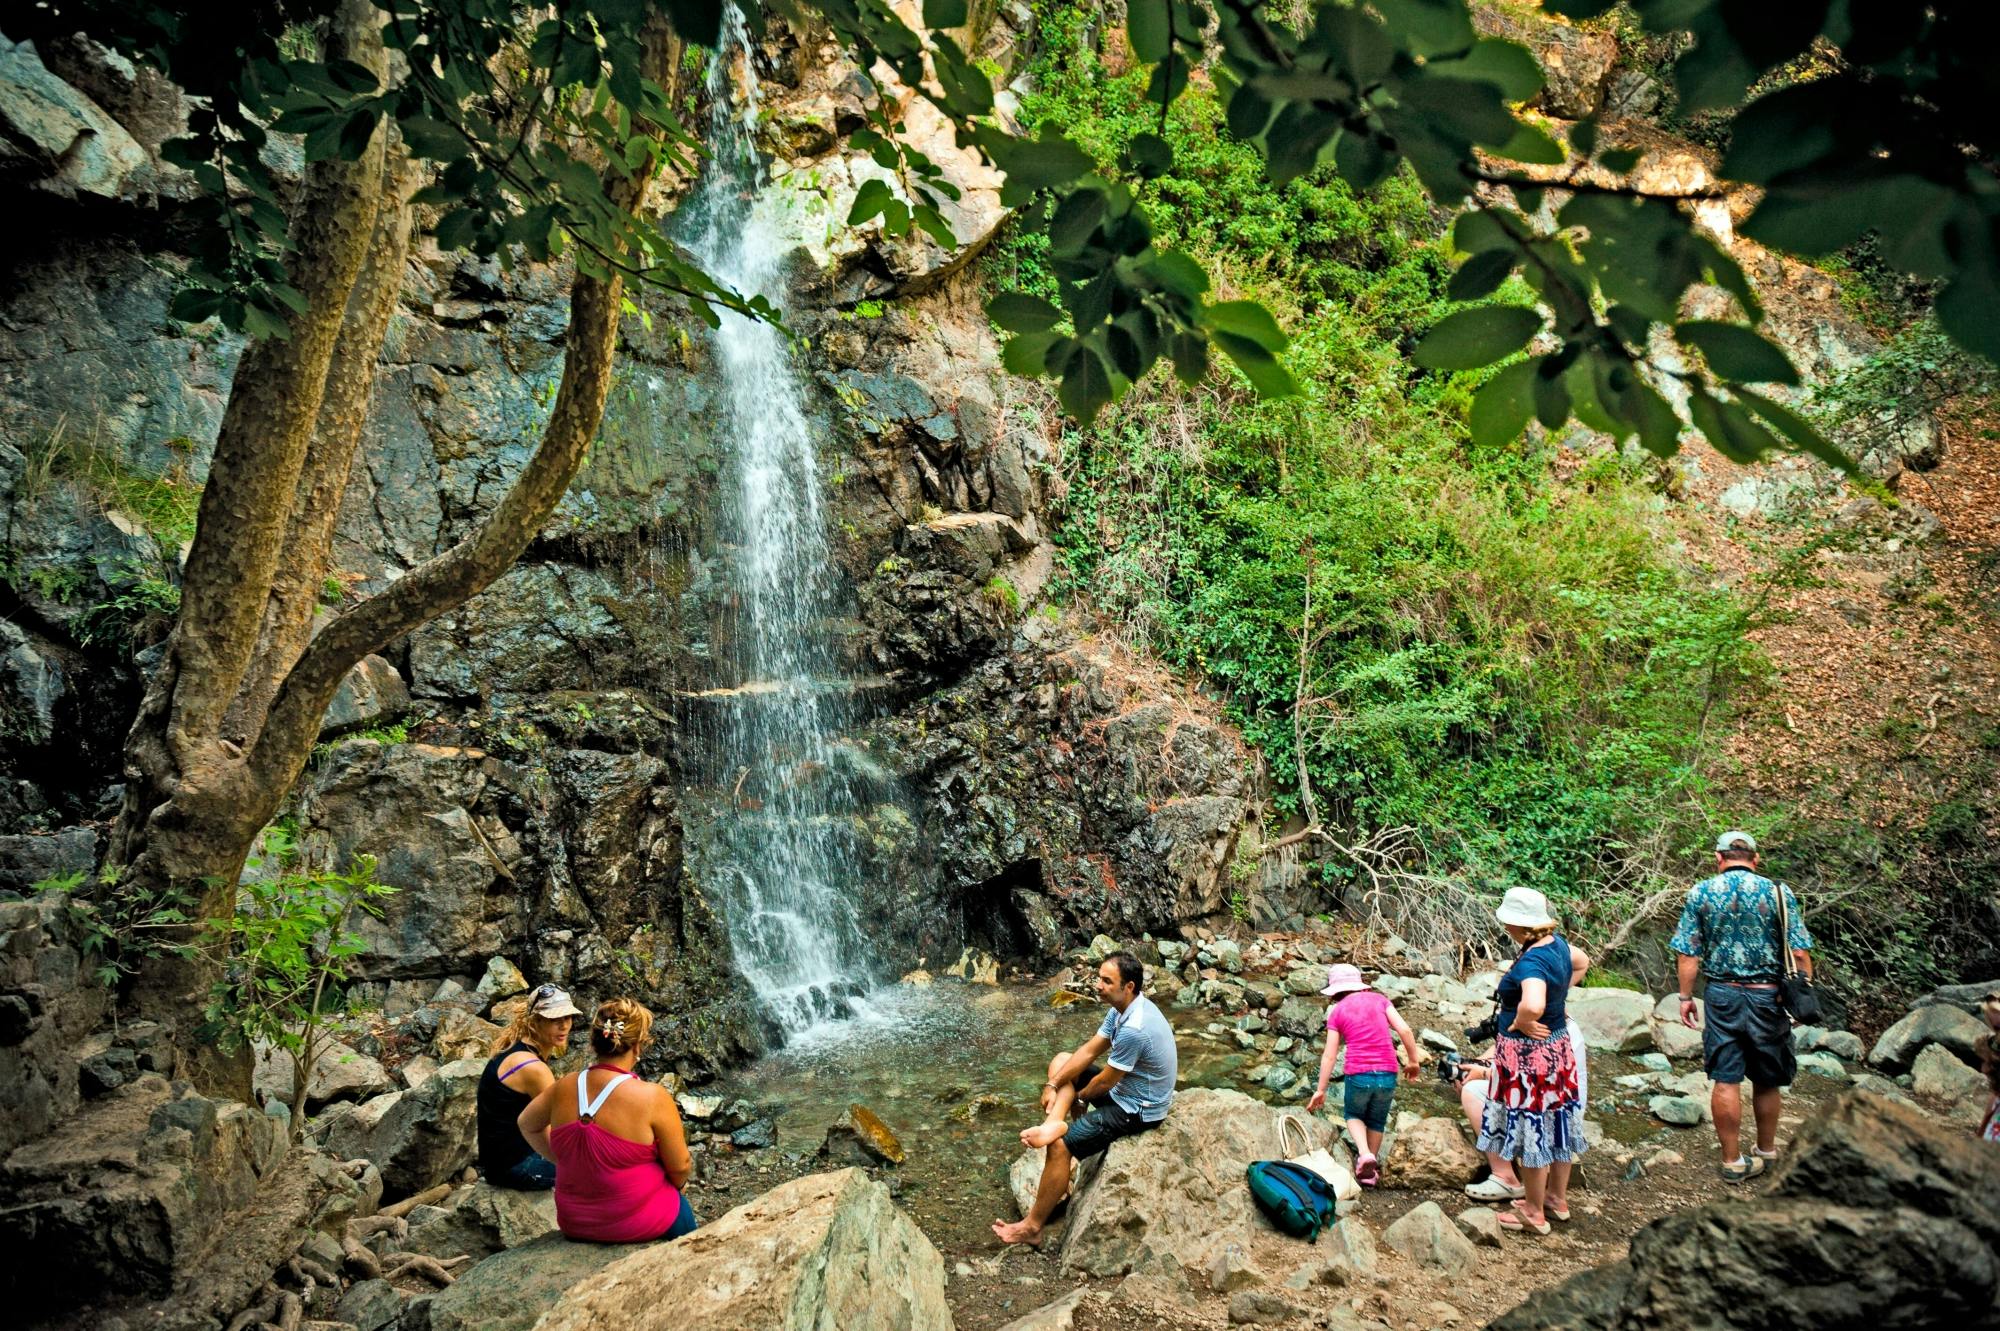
xmin=1703 ymin=982 xmax=1796 ymax=1087
xmin=1059 ymin=1064 xmax=1164 ymax=1159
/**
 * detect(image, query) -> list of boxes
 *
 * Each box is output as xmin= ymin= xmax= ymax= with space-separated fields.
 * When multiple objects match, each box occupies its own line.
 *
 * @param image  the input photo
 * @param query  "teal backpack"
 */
xmin=1245 ymin=1159 xmax=1339 ymax=1242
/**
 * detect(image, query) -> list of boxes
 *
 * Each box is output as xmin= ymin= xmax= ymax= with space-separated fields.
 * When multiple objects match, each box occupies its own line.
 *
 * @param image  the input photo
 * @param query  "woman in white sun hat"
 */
xmin=1475 ymin=887 xmax=1586 ymax=1235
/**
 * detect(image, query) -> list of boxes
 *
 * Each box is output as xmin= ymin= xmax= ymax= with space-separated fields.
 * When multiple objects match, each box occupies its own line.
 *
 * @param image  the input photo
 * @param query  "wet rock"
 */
xmin=1493 ymin=1093 xmax=2000 ymax=1331
xmin=819 ymin=1102 xmax=904 ymax=1165
xmin=1650 ymin=1094 xmax=1705 ymax=1127
xmin=254 ymin=1039 xmax=394 ymax=1112
xmin=1385 ymin=1117 xmax=1481 ymax=1190
xmin=1059 ymin=1091 xmax=1343 ymax=1277
xmin=1567 ymin=987 xmax=1655 ymax=1053
xmin=322 ymin=655 xmax=412 ymax=737
xmin=942 ymin=946 xmax=1000 ymax=984
xmin=730 ymin=1118 xmax=776 ymax=1150
xmin=534 ymin=1169 xmax=952 ymax=1331
xmin=318 ymin=1057 xmax=483 ymax=1199
xmin=1382 ymin=1201 xmax=1478 ymax=1277
xmin=1869 ymin=1004 xmax=1988 ymax=1074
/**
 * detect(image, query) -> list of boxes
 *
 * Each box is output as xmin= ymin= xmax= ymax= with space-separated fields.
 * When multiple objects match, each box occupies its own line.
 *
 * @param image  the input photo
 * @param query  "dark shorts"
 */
xmin=493 ymin=1152 xmax=557 ymax=1190
xmin=1703 ymin=983 xmax=1796 ymax=1087
xmin=1061 ymin=1070 xmax=1163 ymax=1159
xmin=658 ymin=1195 xmax=698 ymax=1241
xmin=1342 ymin=1071 xmax=1398 ymax=1132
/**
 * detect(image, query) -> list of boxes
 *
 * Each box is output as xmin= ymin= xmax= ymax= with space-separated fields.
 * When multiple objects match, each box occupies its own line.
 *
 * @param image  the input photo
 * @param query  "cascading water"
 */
xmin=681 ymin=16 xmax=884 ymax=1041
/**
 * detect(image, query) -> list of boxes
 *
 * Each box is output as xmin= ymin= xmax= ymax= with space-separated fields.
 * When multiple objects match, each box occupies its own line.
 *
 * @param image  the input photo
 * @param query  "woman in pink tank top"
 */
xmin=518 ymin=997 xmax=698 ymax=1243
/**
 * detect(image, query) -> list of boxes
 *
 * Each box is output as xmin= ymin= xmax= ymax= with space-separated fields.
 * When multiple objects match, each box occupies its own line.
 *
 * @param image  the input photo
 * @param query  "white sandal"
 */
xmin=1465 ymin=1175 xmax=1525 ymax=1201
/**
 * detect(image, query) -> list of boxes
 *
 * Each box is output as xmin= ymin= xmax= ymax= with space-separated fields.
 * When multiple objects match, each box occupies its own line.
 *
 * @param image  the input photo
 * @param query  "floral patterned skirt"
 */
xmin=1477 ymin=1030 xmax=1587 ymax=1169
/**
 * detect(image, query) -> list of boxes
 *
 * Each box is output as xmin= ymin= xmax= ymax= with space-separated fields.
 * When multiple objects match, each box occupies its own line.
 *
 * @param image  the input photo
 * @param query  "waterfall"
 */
xmin=682 ymin=14 xmax=881 ymax=1040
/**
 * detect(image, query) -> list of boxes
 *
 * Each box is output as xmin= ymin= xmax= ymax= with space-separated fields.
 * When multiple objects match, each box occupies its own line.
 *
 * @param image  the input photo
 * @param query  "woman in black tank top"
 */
xmin=476 ymin=983 xmax=580 ymax=1188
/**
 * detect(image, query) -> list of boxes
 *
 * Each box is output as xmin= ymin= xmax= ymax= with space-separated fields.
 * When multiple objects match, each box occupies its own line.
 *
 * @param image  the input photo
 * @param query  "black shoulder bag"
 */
xmin=1773 ymin=881 xmax=1823 ymax=1024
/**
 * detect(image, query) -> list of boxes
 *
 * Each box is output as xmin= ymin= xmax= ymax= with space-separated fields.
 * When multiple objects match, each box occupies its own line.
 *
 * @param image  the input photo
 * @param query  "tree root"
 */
xmin=340 ymin=1235 xmax=381 ymax=1280
xmin=380 ymin=1252 xmax=468 ymax=1286
xmin=273 ymin=1291 xmax=303 ymax=1331
xmin=347 ymin=1214 xmax=408 ymax=1244
xmin=379 ymin=1183 xmax=452 ymax=1219
xmin=225 ymin=1296 xmax=281 ymax=1331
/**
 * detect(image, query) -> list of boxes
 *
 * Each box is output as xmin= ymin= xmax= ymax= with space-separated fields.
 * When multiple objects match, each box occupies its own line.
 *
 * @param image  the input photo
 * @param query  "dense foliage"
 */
xmin=999 ymin=3 xmax=1770 ymax=925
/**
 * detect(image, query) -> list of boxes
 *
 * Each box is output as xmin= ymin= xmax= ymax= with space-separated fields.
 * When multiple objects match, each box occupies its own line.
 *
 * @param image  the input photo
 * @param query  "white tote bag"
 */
xmin=1276 ymin=1114 xmax=1360 ymax=1209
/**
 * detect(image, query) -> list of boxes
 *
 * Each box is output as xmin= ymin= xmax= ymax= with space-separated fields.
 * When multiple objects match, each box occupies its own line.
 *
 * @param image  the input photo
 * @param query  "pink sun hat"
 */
xmin=1320 ymin=963 xmax=1369 ymax=997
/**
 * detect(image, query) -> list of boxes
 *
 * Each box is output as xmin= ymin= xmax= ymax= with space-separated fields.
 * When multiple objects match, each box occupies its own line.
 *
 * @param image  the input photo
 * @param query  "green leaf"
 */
xmin=1001 ymin=330 xmax=1060 ymax=376
xmin=168 ymin=287 xmax=226 ymax=325
xmin=1139 ymin=249 xmax=1209 ymax=299
xmin=989 ymin=292 xmax=1064 ymax=334
xmin=924 ymin=0 xmax=969 ymax=27
xmin=1213 ymin=331 xmax=1299 ymax=398
xmin=847 ymin=178 xmax=896 ymax=226
xmin=1204 ymin=300 xmax=1285 ymax=353
xmin=1686 ymin=388 xmax=1771 ymax=464
xmin=975 ymin=127 xmax=1096 ymax=207
xmin=1428 ymin=39 xmax=1544 ymax=102
xmin=1467 ymin=359 xmax=1539 ymax=448
xmin=1494 ymin=122 xmax=1566 ymax=166
xmin=1126 ymin=132 xmax=1173 ymax=179
xmin=1447 ymin=249 xmax=1516 ymax=302
xmin=1675 ymin=321 xmax=1800 ymax=385
xmin=1058 ymin=342 xmax=1115 ymax=421
xmin=1598 ymin=147 xmax=1641 ymax=173
xmin=1414 ymin=306 xmax=1543 ymax=371
xmin=1127 ymin=0 xmax=1172 ymax=64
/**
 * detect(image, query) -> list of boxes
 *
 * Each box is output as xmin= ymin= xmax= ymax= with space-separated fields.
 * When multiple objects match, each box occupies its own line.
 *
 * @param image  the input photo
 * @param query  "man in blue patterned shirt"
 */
xmin=1670 ymin=830 xmax=1814 ymax=1184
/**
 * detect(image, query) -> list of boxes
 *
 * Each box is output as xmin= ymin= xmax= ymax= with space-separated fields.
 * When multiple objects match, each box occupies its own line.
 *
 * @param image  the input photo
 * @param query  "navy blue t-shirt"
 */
xmin=1496 ymin=935 xmax=1571 ymax=1033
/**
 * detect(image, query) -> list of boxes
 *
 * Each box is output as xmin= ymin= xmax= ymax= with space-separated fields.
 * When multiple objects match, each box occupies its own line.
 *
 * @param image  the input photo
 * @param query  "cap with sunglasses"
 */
xmin=530 ymin=983 xmax=582 ymax=1019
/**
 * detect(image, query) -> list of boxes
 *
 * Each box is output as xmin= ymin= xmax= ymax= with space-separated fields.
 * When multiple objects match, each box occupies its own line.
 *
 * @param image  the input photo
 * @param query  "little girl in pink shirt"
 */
xmin=1306 ymin=964 xmax=1421 ymax=1185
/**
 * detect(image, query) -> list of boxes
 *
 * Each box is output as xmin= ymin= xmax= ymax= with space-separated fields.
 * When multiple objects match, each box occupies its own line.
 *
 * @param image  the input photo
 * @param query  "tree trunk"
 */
xmin=107 ymin=15 xmax=674 ymax=1093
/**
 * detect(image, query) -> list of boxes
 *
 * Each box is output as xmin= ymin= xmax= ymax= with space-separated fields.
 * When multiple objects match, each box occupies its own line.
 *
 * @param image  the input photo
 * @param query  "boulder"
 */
xmin=1386 ymin=1116 xmax=1481 ymax=1189
xmin=1456 ymin=1206 xmax=1504 ymax=1248
xmin=1910 ymin=1043 xmax=1989 ymax=1114
xmin=1470 ymin=4 xmax=1617 ymax=118
xmin=1794 ymin=1051 xmax=1849 ymax=1081
xmin=319 ymin=1057 xmax=483 ymax=1199
xmin=1869 ymin=1004 xmax=1988 ymax=1074
xmin=335 ymin=1277 xmax=405 ymax=1331
xmin=321 ymin=654 xmax=412 ymax=737
xmin=1228 ymin=1288 xmax=1302 ymax=1325
xmin=254 ymin=1039 xmax=394 ymax=1112
xmin=1915 ymin=979 xmax=2000 ymax=1018
xmin=0 ymin=36 xmax=151 ymax=199
xmin=1282 ymin=965 xmax=1327 ymax=996
xmin=1650 ymin=1095 xmax=1705 ymax=1127
xmin=532 ymin=1169 xmax=951 ymax=1331
xmin=429 ymin=1233 xmax=651 ymax=1331
xmin=434 ymin=1008 xmax=504 ymax=1062
xmin=0 ymin=895 xmax=111 ymax=1154
xmin=1058 ymin=1091 xmax=1343 ymax=1277
xmin=1492 ymin=1093 xmax=2000 ymax=1331
xmin=475 ymin=956 xmax=529 ymax=1005
xmin=0 ymin=1076 xmax=364 ymax=1327
xmin=1567 ymin=988 xmax=1655 ymax=1053
xmin=405 ymin=1181 xmax=559 ymax=1262
xmin=1382 ymin=1201 xmax=1479 ymax=1277
xmin=1794 ymin=1025 xmax=1867 ymax=1062
xmin=1283 ymin=1217 xmax=1375 ymax=1288
xmin=1650 ymin=993 xmax=1705 ymax=1061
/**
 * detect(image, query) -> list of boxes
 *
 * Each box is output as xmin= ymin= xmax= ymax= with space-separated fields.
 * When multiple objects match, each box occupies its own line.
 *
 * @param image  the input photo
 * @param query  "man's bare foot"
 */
xmin=991 ymin=1217 xmax=1043 ymax=1246
xmin=1020 ymin=1118 xmax=1067 ymax=1149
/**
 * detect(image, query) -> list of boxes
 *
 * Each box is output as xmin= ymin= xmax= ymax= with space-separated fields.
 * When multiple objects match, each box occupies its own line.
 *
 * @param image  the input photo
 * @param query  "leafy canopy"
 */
xmin=19 ymin=0 xmax=1999 ymax=457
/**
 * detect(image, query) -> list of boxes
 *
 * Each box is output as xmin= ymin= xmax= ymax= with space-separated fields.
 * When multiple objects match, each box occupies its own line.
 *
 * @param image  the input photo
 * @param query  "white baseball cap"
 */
xmin=1714 ymin=830 xmax=1757 ymax=854
xmin=529 ymin=983 xmax=582 ymax=1018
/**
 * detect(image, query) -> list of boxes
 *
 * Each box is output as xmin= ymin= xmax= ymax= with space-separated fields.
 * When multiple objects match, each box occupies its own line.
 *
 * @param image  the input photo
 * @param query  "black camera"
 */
xmin=1436 ymin=1052 xmax=1492 ymax=1085
xmin=1463 ymin=1013 xmax=1499 ymax=1044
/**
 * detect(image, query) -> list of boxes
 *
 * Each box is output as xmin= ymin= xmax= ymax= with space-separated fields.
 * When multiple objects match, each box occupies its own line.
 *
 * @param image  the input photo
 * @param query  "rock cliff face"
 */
xmin=0 ymin=18 xmax=1270 ymax=1078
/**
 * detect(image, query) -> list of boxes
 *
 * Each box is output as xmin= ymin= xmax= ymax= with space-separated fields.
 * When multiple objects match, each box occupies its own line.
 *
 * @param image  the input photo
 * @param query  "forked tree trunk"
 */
xmin=107 ymin=12 xmax=674 ymax=1094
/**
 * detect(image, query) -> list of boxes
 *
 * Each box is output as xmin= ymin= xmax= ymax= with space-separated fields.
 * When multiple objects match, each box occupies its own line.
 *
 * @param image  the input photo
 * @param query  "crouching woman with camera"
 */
xmin=1476 ymin=888 xmax=1586 ymax=1235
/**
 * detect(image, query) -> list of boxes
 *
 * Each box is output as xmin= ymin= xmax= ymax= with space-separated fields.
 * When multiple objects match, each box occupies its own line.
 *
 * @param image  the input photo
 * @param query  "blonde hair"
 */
xmin=491 ymin=1003 xmax=570 ymax=1058
xmin=1516 ymin=923 xmax=1558 ymax=946
xmin=590 ymin=997 xmax=654 ymax=1059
